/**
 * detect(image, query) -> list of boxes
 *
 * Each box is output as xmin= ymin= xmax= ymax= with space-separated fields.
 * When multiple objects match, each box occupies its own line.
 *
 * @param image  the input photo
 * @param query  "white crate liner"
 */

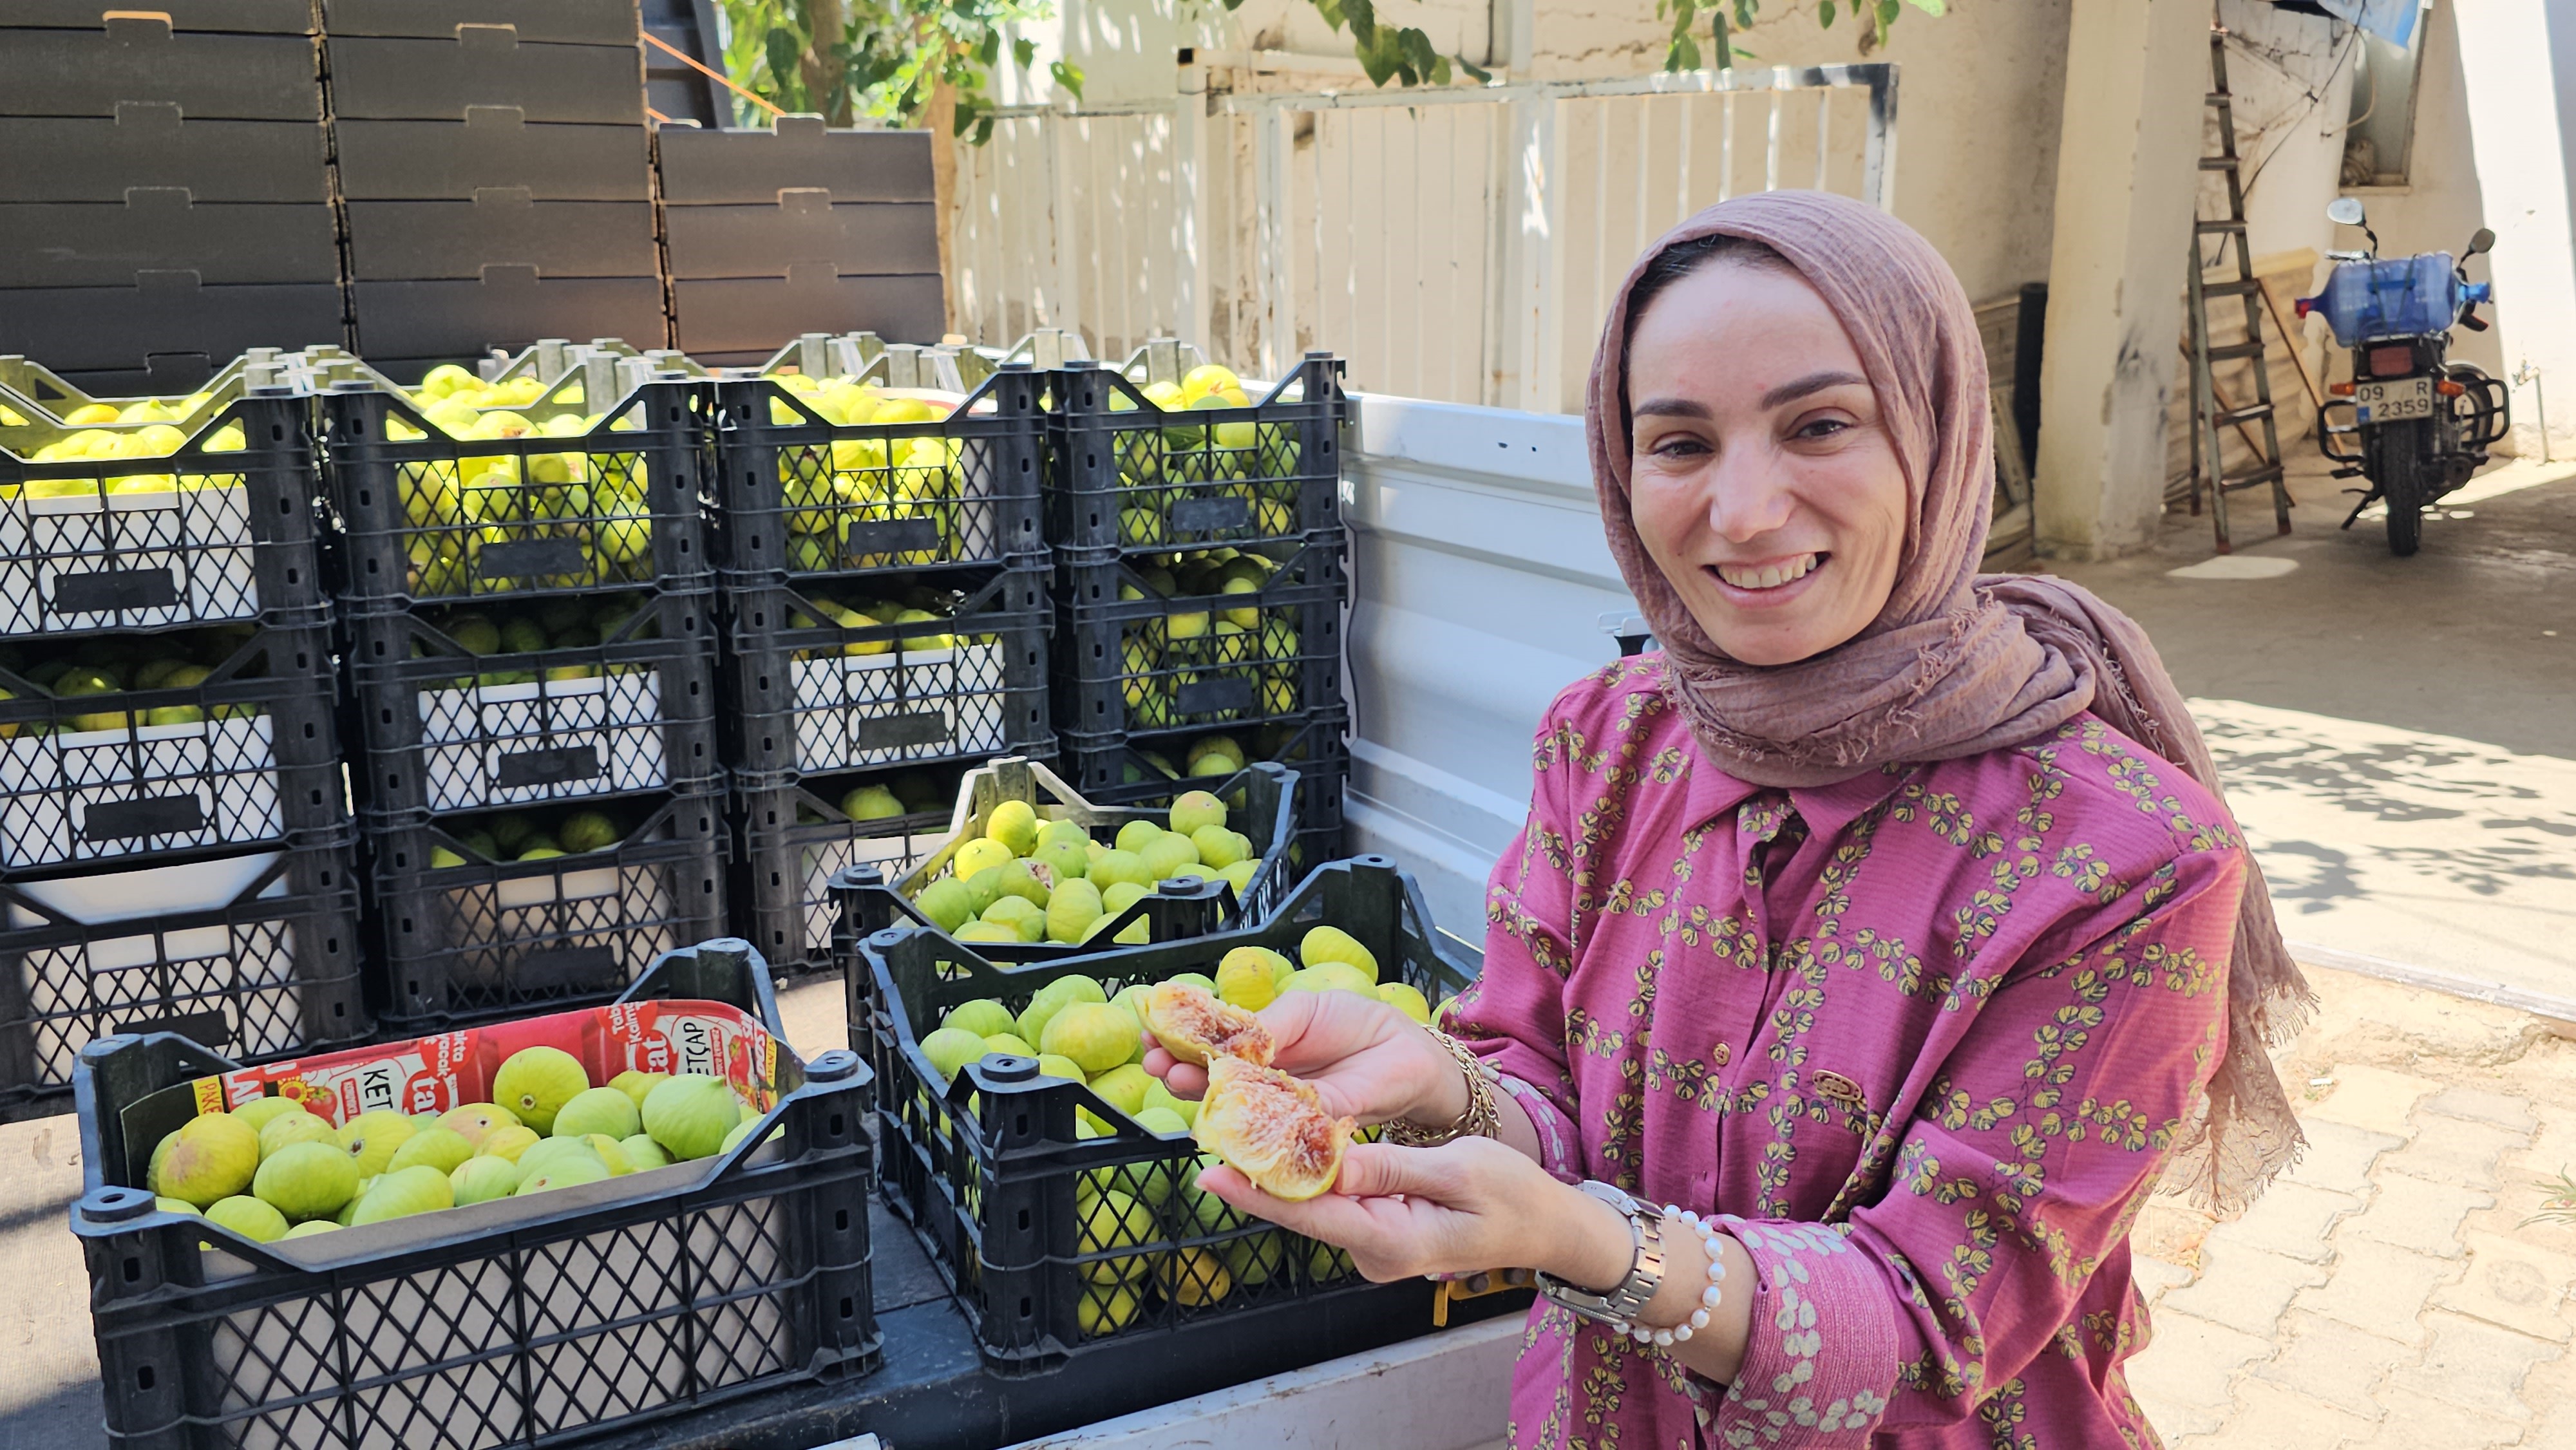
xmin=19 ymin=910 xmax=305 ymax=1088
xmin=790 ymin=640 xmax=1006 ymax=774
xmin=795 ymin=826 xmax=937 ymax=961
xmin=0 ymin=480 xmax=261 ymax=636
xmin=0 ymin=713 xmax=282 ymax=870
xmin=415 ymin=668 xmax=668 ymax=813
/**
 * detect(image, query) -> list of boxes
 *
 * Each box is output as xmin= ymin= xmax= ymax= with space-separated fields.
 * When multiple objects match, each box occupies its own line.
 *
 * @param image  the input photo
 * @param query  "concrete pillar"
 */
xmin=2456 ymin=0 xmax=2576 ymax=460
xmin=2032 ymin=0 xmax=2215 ymax=560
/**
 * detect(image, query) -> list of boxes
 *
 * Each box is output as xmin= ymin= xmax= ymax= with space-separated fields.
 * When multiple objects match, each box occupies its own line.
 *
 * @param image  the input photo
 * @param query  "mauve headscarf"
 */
xmin=1587 ymin=189 xmax=2309 ymax=1212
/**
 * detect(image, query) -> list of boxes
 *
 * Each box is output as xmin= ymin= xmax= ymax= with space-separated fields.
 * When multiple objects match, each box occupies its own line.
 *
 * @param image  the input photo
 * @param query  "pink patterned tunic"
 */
xmin=1450 ymin=657 xmax=2244 ymax=1448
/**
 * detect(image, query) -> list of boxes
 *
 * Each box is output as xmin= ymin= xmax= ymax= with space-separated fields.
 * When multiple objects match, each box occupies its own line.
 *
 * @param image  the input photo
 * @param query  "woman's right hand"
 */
xmin=1141 ymin=990 xmax=1466 ymax=1127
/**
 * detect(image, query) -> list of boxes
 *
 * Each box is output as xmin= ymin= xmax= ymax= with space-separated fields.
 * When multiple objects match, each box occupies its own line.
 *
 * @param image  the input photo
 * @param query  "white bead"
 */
xmin=1633 ymin=1326 xmax=1653 ymax=1344
xmin=1689 ymin=1308 xmax=1710 ymax=1329
xmin=1702 ymin=1284 xmax=1724 ymax=1308
xmin=1652 ymin=1328 xmax=1673 ymax=1347
xmin=1672 ymin=1324 xmax=1693 ymax=1342
xmin=1663 ymin=1205 xmax=1682 ymax=1219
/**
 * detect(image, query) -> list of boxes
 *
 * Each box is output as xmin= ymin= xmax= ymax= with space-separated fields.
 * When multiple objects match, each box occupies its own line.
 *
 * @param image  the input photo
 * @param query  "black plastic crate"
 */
xmin=711 ymin=365 xmax=1044 ymax=581
xmin=728 ymin=762 xmax=969 ymax=979
xmin=0 ymin=836 xmax=364 ymax=1114
xmin=1053 ymin=722 xmax=1348 ymax=918
xmin=0 ymin=346 xmax=309 ymax=426
xmin=319 ymin=373 xmax=711 ymax=609
xmin=333 ymin=116 xmax=654 ymax=202
xmin=321 ymin=32 xmax=648 ymax=124
xmin=1056 ymin=709 xmax=1346 ymax=805
xmin=0 ymin=621 xmax=343 ymax=875
xmin=363 ymin=789 xmax=730 ymax=1030
xmin=343 ymin=592 xmax=719 ymax=816
xmin=70 ymin=936 xmax=879 ymax=1450
xmin=0 ymin=115 xmax=330 ymax=203
xmin=1046 ymin=353 xmax=1344 ymax=557
xmin=0 ymin=388 xmax=329 ymax=639
xmin=1055 ymin=534 xmax=1346 ymax=747
xmin=848 ymin=854 xmax=1472 ymax=1371
xmin=0 ymin=17 xmax=323 ymax=121
xmin=0 ymin=196 xmax=338 ymax=287
xmin=828 ymin=755 xmax=1302 ymax=969
xmin=722 ymin=568 xmax=1050 ymax=783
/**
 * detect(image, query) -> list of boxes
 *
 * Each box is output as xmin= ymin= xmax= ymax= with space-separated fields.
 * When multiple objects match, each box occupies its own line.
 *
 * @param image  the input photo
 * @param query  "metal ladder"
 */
xmin=2184 ymin=25 xmax=2293 ymax=552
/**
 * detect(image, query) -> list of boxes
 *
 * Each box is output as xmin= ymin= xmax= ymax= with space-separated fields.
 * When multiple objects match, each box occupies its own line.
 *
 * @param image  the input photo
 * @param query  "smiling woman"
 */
xmin=1147 ymin=191 xmax=2317 ymax=1447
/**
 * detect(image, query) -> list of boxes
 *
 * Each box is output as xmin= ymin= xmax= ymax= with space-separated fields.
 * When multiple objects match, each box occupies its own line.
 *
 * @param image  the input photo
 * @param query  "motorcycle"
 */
xmin=2295 ymin=196 xmax=2509 ymax=556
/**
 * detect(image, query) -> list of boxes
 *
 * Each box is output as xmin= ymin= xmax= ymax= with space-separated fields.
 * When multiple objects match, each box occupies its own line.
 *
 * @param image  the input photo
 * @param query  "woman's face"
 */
xmin=1625 ymin=260 xmax=1911 ymax=668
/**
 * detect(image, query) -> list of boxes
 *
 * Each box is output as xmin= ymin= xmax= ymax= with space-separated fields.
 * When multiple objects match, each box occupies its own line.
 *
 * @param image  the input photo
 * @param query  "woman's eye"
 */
xmin=1794 ymin=417 xmax=1851 ymax=440
xmin=1648 ymin=435 xmax=1709 ymax=458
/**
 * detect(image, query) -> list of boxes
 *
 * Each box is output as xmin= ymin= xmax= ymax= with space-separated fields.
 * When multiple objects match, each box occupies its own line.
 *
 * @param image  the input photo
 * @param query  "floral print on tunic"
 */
xmin=1452 ymin=657 xmax=2242 ymax=1449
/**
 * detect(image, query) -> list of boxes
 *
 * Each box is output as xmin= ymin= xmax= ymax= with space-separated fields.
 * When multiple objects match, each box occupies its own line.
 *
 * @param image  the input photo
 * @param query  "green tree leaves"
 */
xmin=718 ymin=0 xmax=1075 ymax=138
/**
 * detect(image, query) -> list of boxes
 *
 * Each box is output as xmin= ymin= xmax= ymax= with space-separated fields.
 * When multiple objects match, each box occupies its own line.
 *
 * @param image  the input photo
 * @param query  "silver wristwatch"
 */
xmin=1535 ymin=1180 xmax=1668 ymax=1326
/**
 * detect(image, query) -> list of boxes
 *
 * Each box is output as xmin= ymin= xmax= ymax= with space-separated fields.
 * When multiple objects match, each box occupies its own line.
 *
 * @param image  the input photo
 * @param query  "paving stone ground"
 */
xmin=2126 ymin=963 xmax=2576 ymax=1447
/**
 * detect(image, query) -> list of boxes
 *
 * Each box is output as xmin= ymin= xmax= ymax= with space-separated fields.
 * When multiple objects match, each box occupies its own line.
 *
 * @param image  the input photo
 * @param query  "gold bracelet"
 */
xmin=1383 ymin=1026 xmax=1501 ymax=1147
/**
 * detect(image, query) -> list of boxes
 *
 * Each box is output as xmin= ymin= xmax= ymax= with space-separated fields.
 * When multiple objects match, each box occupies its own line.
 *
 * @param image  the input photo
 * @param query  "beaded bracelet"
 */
xmin=1615 ymin=1206 xmax=1728 ymax=1348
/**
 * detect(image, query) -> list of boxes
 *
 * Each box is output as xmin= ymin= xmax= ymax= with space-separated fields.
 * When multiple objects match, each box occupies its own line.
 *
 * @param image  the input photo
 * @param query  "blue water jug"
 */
xmin=2298 ymin=254 xmax=2472 ymax=346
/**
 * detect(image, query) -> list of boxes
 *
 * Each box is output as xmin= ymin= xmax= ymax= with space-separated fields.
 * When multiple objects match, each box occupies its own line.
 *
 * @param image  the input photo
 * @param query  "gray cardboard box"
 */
xmin=0 ymin=113 xmax=329 ymax=203
xmin=321 ymin=32 xmax=645 ymax=124
xmin=1 ymin=1 xmax=314 ymax=32
xmin=0 ymin=197 xmax=339 ymax=287
xmin=0 ymin=19 xmax=322 ymax=120
xmin=344 ymin=199 xmax=659 ymax=281
xmin=350 ymin=273 xmax=667 ymax=359
xmin=317 ymin=0 xmax=638 ymax=44
xmin=0 ymin=278 xmax=344 ymax=373
xmin=333 ymin=116 xmax=651 ymax=202
xmin=654 ymin=119 xmax=934 ymax=205
xmin=662 ymin=199 xmax=939 ymax=280
xmin=670 ymin=271 xmax=944 ymax=355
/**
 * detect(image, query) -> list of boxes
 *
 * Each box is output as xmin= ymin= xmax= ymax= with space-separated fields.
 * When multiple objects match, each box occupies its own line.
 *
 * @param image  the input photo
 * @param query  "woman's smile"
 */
xmin=1705 ymin=551 xmax=1826 ymax=603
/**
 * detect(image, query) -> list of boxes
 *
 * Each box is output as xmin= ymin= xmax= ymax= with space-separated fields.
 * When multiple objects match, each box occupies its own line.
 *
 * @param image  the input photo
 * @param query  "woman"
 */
xmin=1149 ymin=191 xmax=2313 ymax=1445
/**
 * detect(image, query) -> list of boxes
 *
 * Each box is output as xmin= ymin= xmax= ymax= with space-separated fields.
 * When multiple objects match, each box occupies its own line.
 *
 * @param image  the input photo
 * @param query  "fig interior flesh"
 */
xmin=1137 ymin=979 xmax=1275 ymax=1067
xmin=1192 ymin=1056 xmax=1351 ymax=1201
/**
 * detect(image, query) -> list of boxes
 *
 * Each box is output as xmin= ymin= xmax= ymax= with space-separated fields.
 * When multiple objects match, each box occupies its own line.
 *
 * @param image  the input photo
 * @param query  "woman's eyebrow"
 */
xmin=1759 ymin=370 xmax=1868 ymax=409
xmin=1633 ymin=397 xmax=1711 ymax=419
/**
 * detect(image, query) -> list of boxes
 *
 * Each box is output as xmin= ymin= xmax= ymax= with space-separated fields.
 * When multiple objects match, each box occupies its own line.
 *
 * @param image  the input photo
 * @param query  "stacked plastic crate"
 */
xmin=656 ymin=115 xmax=947 ymax=367
xmin=324 ymin=0 xmax=666 ymax=379
xmin=712 ymin=350 xmax=1052 ymax=977
xmin=0 ymin=377 xmax=363 ymax=1118
xmin=1047 ymin=347 xmax=1353 ymax=871
xmin=0 ymin=3 xmax=344 ymax=393
xmin=323 ymin=352 xmax=727 ymax=1030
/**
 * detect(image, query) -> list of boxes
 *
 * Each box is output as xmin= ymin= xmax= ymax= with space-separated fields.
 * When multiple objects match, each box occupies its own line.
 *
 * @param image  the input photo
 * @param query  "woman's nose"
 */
xmin=1702 ymin=446 xmax=1795 ymax=543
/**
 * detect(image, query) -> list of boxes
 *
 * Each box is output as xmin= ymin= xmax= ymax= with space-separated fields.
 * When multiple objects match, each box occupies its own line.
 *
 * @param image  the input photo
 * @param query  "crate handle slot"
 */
xmin=51 ymin=567 xmax=180 ymax=616
xmin=494 ymin=744 xmax=605 ymax=789
xmin=81 ymin=795 xmax=206 ymax=842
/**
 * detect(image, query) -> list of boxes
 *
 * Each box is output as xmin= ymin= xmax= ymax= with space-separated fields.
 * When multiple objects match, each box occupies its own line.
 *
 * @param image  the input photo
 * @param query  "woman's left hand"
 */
xmin=1195 ymin=1136 xmax=1617 ymax=1285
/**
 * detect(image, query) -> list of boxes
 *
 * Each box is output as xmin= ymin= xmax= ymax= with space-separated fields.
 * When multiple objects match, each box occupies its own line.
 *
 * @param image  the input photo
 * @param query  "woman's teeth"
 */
xmin=1714 ymin=553 xmax=1820 ymax=590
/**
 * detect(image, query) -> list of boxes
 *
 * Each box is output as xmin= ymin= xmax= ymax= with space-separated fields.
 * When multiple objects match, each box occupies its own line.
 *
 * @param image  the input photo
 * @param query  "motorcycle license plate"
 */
xmin=2354 ymin=377 xmax=2434 ymax=423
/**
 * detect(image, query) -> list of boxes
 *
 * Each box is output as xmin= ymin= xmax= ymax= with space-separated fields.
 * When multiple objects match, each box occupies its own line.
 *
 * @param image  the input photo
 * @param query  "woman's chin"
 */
xmin=1690 ymin=606 xmax=1867 ymax=667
